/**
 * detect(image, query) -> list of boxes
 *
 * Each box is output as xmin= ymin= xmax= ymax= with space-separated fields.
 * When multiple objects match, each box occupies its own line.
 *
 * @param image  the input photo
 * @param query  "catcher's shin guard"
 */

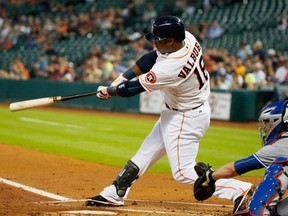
xmin=233 ymin=209 xmax=253 ymax=216
xmin=247 ymin=157 xmax=288 ymax=216
xmin=113 ymin=160 xmax=139 ymax=197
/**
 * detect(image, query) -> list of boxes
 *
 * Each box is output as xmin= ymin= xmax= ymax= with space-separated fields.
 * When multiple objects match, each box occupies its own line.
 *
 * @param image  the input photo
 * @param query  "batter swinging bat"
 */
xmin=9 ymin=91 xmax=98 ymax=112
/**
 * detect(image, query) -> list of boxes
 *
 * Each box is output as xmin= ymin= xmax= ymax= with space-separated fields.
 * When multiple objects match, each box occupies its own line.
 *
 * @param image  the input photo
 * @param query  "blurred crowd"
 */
xmin=206 ymin=41 xmax=288 ymax=91
xmin=0 ymin=0 xmax=287 ymax=94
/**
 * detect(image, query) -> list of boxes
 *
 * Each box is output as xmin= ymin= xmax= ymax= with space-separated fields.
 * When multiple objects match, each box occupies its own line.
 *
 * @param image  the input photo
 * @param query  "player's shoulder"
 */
xmin=185 ymin=31 xmax=197 ymax=42
xmin=184 ymin=31 xmax=202 ymax=53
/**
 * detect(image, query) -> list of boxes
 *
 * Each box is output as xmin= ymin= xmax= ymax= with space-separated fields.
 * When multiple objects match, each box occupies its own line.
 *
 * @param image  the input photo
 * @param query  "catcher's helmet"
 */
xmin=145 ymin=16 xmax=185 ymax=42
xmin=258 ymin=100 xmax=288 ymax=145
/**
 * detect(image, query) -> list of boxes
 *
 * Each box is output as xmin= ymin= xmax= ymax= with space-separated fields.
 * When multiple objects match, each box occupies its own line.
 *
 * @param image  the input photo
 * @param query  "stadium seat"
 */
xmin=1 ymin=0 xmax=287 ymax=72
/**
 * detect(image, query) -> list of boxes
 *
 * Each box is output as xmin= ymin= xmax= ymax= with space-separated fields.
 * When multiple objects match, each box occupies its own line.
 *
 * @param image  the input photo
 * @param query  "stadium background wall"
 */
xmin=0 ymin=79 xmax=273 ymax=122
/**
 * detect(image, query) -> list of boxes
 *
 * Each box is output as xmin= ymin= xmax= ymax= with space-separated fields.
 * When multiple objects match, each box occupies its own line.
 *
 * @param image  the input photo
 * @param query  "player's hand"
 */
xmin=110 ymin=73 xmax=127 ymax=87
xmin=97 ymin=86 xmax=111 ymax=100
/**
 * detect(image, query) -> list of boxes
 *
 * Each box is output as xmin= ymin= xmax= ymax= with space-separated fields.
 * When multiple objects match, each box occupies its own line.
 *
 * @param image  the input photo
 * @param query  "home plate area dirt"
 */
xmin=0 ymin=107 xmax=262 ymax=216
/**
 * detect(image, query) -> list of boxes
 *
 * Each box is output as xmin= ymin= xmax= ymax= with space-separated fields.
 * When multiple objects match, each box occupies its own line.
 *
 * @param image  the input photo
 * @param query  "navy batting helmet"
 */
xmin=145 ymin=16 xmax=185 ymax=42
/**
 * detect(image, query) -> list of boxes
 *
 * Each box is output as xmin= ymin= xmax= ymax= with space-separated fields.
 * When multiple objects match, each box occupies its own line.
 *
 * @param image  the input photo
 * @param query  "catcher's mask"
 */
xmin=258 ymin=100 xmax=288 ymax=146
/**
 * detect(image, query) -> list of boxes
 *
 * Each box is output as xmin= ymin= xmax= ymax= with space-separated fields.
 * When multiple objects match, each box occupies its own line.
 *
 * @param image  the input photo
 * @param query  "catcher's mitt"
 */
xmin=193 ymin=163 xmax=216 ymax=201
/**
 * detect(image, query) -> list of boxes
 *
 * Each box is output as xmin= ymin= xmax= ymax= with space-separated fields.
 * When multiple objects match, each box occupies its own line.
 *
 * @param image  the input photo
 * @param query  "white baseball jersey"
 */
xmin=139 ymin=31 xmax=210 ymax=111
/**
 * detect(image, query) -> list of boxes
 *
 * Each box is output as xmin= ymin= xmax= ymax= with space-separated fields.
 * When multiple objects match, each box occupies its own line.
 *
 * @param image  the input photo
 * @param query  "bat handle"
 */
xmin=61 ymin=91 xmax=98 ymax=101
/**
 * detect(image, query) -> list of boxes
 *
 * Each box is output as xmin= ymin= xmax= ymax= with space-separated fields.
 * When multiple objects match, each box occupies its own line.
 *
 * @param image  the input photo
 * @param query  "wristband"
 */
xmin=107 ymin=86 xmax=117 ymax=96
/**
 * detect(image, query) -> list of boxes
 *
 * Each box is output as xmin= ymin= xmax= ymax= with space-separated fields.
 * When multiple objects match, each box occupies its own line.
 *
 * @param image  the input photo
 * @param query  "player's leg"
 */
xmin=86 ymin=119 xmax=166 ymax=206
xmin=213 ymin=179 xmax=253 ymax=202
xmin=163 ymin=101 xmax=210 ymax=184
xmin=131 ymin=119 xmax=166 ymax=176
xmin=214 ymin=179 xmax=254 ymax=214
xmin=275 ymin=195 xmax=288 ymax=216
xmin=179 ymin=105 xmax=253 ymax=210
xmin=85 ymin=160 xmax=141 ymax=206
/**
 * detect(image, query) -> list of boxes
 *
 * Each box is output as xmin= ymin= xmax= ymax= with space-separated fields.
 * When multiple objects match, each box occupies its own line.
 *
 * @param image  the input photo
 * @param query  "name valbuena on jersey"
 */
xmin=139 ymin=31 xmax=210 ymax=111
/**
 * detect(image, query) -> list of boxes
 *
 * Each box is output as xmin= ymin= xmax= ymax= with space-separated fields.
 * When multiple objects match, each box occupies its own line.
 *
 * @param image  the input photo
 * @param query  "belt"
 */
xmin=165 ymin=103 xmax=203 ymax=112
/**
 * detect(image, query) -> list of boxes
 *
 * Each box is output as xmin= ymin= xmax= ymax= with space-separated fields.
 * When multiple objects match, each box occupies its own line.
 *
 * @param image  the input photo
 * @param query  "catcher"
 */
xmin=194 ymin=100 xmax=288 ymax=215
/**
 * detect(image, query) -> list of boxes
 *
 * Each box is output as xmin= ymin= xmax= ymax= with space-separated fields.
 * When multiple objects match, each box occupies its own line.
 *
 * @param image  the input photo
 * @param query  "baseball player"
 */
xmin=194 ymin=100 xmax=288 ymax=215
xmin=85 ymin=16 xmax=253 ymax=211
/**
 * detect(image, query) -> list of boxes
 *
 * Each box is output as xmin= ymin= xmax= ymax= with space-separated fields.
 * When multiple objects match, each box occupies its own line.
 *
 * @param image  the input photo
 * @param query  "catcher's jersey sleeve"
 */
xmin=255 ymin=135 xmax=288 ymax=166
xmin=139 ymin=31 xmax=210 ymax=111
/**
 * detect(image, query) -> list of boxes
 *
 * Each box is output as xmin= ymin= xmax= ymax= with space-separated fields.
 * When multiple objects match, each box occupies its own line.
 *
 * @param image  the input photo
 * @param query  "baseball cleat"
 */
xmin=233 ymin=186 xmax=256 ymax=213
xmin=85 ymin=195 xmax=123 ymax=207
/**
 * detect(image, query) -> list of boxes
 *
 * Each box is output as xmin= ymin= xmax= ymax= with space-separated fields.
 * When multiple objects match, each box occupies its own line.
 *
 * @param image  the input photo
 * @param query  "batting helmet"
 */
xmin=145 ymin=16 xmax=185 ymax=42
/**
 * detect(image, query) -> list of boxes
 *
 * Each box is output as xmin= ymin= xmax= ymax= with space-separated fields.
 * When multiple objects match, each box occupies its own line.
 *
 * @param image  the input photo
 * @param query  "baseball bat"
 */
xmin=9 ymin=91 xmax=98 ymax=112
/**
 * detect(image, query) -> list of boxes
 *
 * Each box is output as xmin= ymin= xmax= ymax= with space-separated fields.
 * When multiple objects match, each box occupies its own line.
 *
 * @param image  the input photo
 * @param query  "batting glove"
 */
xmin=97 ymin=86 xmax=111 ymax=100
xmin=110 ymin=73 xmax=127 ymax=87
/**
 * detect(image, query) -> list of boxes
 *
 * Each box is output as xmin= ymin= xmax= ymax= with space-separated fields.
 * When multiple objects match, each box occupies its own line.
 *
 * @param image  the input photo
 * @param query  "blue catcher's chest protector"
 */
xmin=248 ymin=157 xmax=288 ymax=215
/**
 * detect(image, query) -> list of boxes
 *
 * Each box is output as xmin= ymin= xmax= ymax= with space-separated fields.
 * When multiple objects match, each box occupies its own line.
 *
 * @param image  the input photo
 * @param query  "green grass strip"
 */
xmin=0 ymin=106 xmax=263 ymax=176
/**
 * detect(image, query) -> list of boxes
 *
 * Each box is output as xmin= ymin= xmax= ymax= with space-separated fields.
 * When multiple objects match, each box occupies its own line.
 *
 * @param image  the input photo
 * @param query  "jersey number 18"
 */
xmin=194 ymin=56 xmax=209 ymax=90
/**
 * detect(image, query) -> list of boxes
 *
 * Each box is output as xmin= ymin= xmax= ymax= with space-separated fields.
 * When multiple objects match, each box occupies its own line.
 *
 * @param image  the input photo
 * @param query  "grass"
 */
xmin=0 ymin=106 xmax=263 ymax=176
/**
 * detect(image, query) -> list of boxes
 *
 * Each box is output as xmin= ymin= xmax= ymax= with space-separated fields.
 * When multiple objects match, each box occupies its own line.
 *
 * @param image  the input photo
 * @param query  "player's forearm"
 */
xmin=122 ymin=66 xmax=139 ymax=80
xmin=107 ymin=80 xmax=145 ymax=97
xmin=212 ymin=162 xmax=238 ymax=180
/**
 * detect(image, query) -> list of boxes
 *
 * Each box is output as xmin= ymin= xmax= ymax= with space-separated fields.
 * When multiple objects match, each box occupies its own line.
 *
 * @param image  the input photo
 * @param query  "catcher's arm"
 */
xmin=193 ymin=164 xmax=216 ymax=201
xmin=212 ymin=162 xmax=238 ymax=180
